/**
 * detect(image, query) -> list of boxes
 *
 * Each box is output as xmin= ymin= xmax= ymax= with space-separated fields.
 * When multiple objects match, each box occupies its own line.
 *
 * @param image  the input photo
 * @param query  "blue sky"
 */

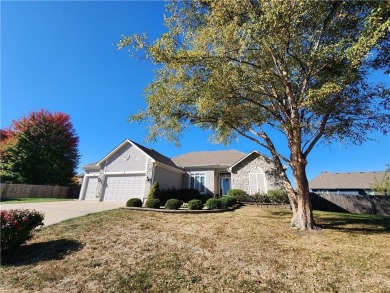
xmin=2 ymin=1 xmax=389 ymax=183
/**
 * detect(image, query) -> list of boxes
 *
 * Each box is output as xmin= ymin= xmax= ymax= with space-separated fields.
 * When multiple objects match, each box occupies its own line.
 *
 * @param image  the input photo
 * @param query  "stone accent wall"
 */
xmin=143 ymin=158 xmax=154 ymax=200
xmin=231 ymin=153 xmax=284 ymax=194
xmin=96 ymin=168 xmax=105 ymax=201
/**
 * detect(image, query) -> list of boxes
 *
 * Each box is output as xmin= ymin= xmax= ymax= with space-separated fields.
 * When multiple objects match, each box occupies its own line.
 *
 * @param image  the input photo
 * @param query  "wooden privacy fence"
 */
xmin=0 ymin=184 xmax=81 ymax=199
xmin=311 ymin=193 xmax=390 ymax=216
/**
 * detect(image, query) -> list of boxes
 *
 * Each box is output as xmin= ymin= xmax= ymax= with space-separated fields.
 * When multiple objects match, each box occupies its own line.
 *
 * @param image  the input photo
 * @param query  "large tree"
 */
xmin=119 ymin=0 xmax=390 ymax=229
xmin=0 ymin=110 xmax=80 ymax=185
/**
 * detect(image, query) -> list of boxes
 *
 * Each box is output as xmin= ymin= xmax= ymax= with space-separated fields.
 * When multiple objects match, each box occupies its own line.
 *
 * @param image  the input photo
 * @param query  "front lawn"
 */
xmin=0 ymin=198 xmax=74 ymax=204
xmin=1 ymin=206 xmax=389 ymax=292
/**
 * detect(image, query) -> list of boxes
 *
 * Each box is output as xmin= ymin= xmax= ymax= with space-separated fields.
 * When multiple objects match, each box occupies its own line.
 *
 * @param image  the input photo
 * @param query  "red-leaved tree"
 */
xmin=0 ymin=110 xmax=80 ymax=185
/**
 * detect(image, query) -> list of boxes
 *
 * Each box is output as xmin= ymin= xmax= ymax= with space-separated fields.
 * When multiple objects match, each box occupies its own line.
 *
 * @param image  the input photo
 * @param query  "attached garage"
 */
xmin=79 ymin=139 xmax=184 ymax=203
xmin=82 ymin=176 xmax=99 ymax=200
xmin=102 ymin=174 xmax=146 ymax=202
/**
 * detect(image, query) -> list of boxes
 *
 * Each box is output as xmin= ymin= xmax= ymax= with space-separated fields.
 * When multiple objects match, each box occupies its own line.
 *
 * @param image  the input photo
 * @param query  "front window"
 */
xmin=189 ymin=172 xmax=206 ymax=194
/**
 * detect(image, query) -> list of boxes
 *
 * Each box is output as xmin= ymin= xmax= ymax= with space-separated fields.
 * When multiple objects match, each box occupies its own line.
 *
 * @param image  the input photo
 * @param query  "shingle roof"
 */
xmin=309 ymin=171 xmax=389 ymax=189
xmin=172 ymin=150 xmax=246 ymax=168
xmin=130 ymin=140 xmax=181 ymax=170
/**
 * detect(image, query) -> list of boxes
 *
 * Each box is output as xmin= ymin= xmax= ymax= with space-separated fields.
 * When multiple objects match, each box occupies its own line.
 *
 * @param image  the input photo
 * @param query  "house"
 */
xmin=309 ymin=171 xmax=389 ymax=196
xmin=79 ymin=139 xmax=284 ymax=202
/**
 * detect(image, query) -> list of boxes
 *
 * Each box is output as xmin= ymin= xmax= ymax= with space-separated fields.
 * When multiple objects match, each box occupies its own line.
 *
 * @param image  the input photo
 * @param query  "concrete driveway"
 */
xmin=0 ymin=200 xmax=124 ymax=227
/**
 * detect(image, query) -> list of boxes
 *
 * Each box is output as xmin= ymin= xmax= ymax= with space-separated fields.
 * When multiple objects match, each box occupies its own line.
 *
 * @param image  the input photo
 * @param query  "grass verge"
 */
xmin=1 ymin=206 xmax=389 ymax=292
xmin=0 ymin=198 xmax=74 ymax=204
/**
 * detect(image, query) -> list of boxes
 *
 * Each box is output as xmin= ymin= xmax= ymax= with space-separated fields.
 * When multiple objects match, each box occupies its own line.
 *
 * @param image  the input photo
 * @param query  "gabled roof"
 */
xmin=172 ymin=150 xmax=246 ymax=168
xmin=130 ymin=140 xmax=180 ymax=171
xmin=229 ymin=150 xmax=263 ymax=170
xmin=309 ymin=171 xmax=389 ymax=189
xmin=83 ymin=139 xmax=182 ymax=172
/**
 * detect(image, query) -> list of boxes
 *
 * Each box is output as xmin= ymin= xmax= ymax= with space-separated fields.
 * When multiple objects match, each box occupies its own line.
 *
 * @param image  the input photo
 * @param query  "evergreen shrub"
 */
xmin=205 ymin=198 xmax=222 ymax=210
xmin=145 ymin=198 xmax=161 ymax=209
xmin=188 ymin=199 xmax=204 ymax=210
xmin=126 ymin=198 xmax=143 ymax=207
xmin=164 ymin=199 xmax=182 ymax=210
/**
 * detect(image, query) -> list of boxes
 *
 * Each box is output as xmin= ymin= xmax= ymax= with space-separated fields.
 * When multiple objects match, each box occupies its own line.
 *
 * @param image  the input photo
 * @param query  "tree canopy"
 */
xmin=0 ymin=110 xmax=80 ymax=185
xmin=119 ymin=0 xmax=389 ymax=229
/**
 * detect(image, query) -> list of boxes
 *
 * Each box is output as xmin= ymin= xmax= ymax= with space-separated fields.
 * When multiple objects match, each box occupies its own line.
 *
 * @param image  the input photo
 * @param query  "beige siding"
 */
xmin=105 ymin=144 xmax=147 ymax=173
xmin=183 ymin=168 xmax=216 ymax=194
xmin=153 ymin=166 xmax=183 ymax=190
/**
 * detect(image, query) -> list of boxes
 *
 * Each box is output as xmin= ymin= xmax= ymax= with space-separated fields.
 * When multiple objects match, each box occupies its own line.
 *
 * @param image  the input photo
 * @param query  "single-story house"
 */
xmin=309 ymin=171 xmax=389 ymax=196
xmin=79 ymin=139 xmax=284 ymax=202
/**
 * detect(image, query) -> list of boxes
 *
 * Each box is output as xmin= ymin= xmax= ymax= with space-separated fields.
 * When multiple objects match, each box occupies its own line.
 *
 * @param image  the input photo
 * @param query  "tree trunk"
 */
xmin=290 ymin=158 xmax=317 ymax=230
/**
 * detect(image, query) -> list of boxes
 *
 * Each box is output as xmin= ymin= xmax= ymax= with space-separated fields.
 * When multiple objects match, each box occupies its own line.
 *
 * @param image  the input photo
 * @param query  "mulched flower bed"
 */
xmin=121 ymin=204 xmax=242 ymax=214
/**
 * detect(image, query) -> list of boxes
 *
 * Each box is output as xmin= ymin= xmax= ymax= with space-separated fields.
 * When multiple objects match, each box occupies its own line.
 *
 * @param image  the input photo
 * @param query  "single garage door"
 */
xmin=83 ymin=177 xmax=99 ymax=200
xmin=102 ymin=175 xmax=146 ymax=202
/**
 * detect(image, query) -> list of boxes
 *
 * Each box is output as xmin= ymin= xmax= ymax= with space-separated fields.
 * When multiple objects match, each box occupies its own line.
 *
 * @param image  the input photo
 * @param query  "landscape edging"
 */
xmin=121 ymin=203 xmax=242 ymax=213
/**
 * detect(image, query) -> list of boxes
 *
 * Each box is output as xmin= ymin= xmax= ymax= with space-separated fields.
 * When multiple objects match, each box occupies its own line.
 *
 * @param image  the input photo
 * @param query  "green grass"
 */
xmin=0 ymin=198 xmax=74 ymax=204
xmin=1 ymin=206 xmax=389 ymax=293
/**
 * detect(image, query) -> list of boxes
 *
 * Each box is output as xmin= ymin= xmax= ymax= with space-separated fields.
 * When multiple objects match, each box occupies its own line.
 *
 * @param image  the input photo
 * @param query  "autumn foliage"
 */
xmin=0 ymin=110 xmax=80 ymax=185
xmin=1 ymin=209 xmax=44 ymax=252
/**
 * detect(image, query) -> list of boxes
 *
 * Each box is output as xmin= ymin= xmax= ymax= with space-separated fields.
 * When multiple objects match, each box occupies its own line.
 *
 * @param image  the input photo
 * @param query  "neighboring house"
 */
xmin=309 ymin=171 xmax=389 ymax=196
xmin=79 ymin=139 xmax=284 ymax=202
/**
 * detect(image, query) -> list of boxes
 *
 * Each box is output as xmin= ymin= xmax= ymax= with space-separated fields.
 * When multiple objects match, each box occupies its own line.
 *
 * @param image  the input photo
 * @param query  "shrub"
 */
xmin=227 ymin=189 xmax=247 ymax=202
xmin=252 ymin=192 xmax=271 ymax=203
xmin=159 ymin=188 xmax=201 ymax=203
xmin=219 ymin=197 xmax=230 ymax=209
xmin=164 ymin=199 xmax=182 ymax=210
xmin=1 ymin=209 xmax=44 ymax=252
xmin=205 ymin=198 xmax=222 ymax=210
xmin=267 ymin=189 xmax=289 ymax=204
xmin=145 ymin=198 xmax=161 ymax=209
xmin=200 ymin=193 xmax=212 ymax=204
xmin=147 ymin=181 xmax=160 ymax=200
xmin=126 ymin=198 xmax=143 ymax=207
xmin=225 ymin=196 xmax=238 ymax=206
xmin=188 ymin=199 xmax=204 ymax=210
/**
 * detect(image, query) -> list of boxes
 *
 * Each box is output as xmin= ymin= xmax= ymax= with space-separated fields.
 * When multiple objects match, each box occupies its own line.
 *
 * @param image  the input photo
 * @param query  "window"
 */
xmin=189 ymin=172 xmax=206 ymax=194
xmin=249 ymin=168 xmax=266 ymax=194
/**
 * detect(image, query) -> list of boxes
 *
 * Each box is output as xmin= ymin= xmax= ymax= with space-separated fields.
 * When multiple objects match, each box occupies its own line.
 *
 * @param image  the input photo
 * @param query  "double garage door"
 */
xmin=82 ymin=174 xmax=146 ymax=202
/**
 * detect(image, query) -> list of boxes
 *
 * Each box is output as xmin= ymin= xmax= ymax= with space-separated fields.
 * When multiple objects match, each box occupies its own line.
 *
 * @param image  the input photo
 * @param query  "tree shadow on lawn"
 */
xmin=266 ymin=210 xmax=390 ymax=234
xmin=316 ymin=213 xmax=390 ymax=234
xmin=1 ymin=239 xmax=84 ymax=266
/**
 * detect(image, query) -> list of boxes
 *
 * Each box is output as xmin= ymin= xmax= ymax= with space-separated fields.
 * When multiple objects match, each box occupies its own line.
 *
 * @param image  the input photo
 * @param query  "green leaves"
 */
xmin=120 ymin=0 xmax=389 ymax=161
xmin=0 ymin=110 xmax=80 ymax=185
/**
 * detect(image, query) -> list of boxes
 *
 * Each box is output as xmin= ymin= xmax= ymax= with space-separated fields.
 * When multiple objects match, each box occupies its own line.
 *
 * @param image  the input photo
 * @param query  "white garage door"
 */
xmin=83 ymin=177 xmax=99 ymax=200
xmin=102 ymin=175 xmax=146 ymax=202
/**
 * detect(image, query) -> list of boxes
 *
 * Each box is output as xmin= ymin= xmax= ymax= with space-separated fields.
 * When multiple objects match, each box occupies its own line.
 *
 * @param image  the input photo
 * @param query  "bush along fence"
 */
xmin=0 ymin=184 xmax=81 ymax=200
xmin=310 ymin=193 xmax=390 ymax=216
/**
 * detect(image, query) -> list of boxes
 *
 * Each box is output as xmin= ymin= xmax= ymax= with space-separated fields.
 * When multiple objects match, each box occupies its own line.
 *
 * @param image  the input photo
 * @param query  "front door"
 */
xmin=219 ymin=175 xmax=231 ymax=196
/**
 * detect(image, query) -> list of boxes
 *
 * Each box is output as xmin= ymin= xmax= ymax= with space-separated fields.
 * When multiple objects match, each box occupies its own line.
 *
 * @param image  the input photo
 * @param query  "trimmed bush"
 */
xmin=188 ymin=199 xmax=204 ymax=210
xmin=267 ymin=189 xmax=289 ymax=204
xmin=227 ymin=189 xmax=248 ymax=202
xmin=145 ymin=198 xmax=161 ymax=209
xmin=1 ymin=209 xmax=44 ymax=252
xmin=219 ymin=197 xmax=230 ymax=209
xmin=225 ymin=196 xmax=238 ymax=206
xmin=252 ymin=192 xmax=271 ymax=203
xmin=147 ymin=181 xmax=160 ymax=200
xmin=205 ymin=198 xmax=222 ymax=210
xmin=164 ymin=199 xmax=182 ymax=210
xmin=126 ymin=198 xmax=143 ymax=207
